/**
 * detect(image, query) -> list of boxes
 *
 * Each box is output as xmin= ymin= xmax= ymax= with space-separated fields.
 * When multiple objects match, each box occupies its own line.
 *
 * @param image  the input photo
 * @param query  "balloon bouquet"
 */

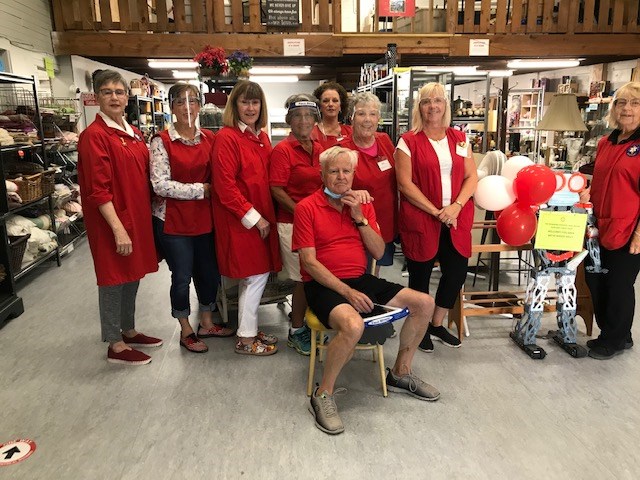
xmin=475 ymin=156 xmax=602 ymax=359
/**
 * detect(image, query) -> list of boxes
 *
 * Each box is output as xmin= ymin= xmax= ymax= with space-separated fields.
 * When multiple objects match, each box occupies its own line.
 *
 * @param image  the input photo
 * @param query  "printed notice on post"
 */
xmin=534 ymin=211 xmax=587 ymax=252
xmin=266 ymin=0 xmax=300 ymax=27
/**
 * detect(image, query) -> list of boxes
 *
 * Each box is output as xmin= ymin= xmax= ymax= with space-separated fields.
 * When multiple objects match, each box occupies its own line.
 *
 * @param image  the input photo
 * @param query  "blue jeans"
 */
xmin=153 ymin=217 xmax=220 ymax=318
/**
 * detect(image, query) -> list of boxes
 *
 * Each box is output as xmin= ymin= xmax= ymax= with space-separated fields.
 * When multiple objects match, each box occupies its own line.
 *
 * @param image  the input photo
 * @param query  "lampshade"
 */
xmin=536 ymin=93 xmax=587 ymax=131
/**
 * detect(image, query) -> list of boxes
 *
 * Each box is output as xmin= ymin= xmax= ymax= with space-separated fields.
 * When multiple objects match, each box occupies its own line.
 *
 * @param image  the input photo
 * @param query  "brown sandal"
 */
xmin=180 ymin=333 xmax=208 ymax=353
xmin=197 ymin=324 xmax=235 ymax=338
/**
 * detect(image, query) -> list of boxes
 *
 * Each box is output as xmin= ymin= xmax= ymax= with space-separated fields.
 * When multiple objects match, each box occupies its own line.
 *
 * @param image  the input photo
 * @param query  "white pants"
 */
xmin=236 ymin=272 xmax=270 ymax=338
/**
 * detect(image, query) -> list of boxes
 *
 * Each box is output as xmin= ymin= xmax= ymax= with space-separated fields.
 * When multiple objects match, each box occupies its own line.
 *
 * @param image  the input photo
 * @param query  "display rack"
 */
xmin=506 ymin=87 xmax=545 ymax=157
xmin=126 ymin=95 xmax=166 ymax=141
xmin=0 ymin=73 xmax=63 ymax=325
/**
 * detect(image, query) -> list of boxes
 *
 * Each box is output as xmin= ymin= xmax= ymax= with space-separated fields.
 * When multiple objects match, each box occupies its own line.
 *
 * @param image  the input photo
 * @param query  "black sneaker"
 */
xmin=588 ymin=345 xmax=624 ymax=360
xmin=418 ymin=334 xmax=434 ymax=353
xmin=428 ymin=324 xmax=461 ymax=348
xmin=385 ymin=368 xmax=440 ymax=401
xmin=587 ymin=338 xmax=633 ymax=350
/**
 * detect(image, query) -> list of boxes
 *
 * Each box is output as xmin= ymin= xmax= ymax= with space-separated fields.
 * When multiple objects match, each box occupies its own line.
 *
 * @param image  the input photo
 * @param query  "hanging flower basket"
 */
xmin=227 ymin=50 xmax=253 ymax=79
xmin=194 ymin=45 xmax=228 ymax=78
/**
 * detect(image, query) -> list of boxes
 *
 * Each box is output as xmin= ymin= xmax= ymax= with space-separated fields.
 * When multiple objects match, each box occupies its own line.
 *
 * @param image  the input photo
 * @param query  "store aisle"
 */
xmin=1 ymin=242 xmax=639 ymax=480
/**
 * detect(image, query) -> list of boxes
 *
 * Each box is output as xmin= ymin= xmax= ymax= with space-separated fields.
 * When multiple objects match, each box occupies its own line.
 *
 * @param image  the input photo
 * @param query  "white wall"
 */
xmin=0 ymin=0 xmax=54 ymax=55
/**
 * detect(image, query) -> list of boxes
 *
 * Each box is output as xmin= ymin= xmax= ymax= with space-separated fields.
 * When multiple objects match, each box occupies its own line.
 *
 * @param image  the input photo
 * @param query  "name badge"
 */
xmin=456 ymin=142 xmax=468 ymax=157
xmin=377 ymin=159 xmax=392 ymax=172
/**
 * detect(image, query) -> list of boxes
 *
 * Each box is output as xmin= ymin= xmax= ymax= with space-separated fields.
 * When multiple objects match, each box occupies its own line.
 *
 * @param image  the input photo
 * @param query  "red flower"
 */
xmin=193 ymin=45 xmax=228 ymax=74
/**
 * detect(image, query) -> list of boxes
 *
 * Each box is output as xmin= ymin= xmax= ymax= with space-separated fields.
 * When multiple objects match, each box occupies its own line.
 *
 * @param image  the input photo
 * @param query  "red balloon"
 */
xmin=494 ymin=210 xmax=503 ymax=219
xmin=513 ymin=164 xmax=557 ymax=206
xmin=496 ymin=202 xmax=538 ymax=246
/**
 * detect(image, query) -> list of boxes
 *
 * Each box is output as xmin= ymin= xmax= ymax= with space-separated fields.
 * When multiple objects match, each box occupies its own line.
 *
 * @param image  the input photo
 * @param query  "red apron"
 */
xmin=342 ymin=132 xmax=398 ymax=243
xmin=399 ymin=128 xmax=474 ymax=261
xmin=212 ymin=126 xmax=282 ymax=278
xmin=158 ymin=129 xmax=215 ymax=236
xmin=591 ymin=134 xmax=640 ymax=250
xmin=78 ymin=114 xmax=158 ymax=286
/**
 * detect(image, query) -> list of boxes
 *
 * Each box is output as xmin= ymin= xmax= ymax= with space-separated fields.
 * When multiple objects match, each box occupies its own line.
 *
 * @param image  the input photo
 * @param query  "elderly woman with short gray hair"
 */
xmin=78 ymin=69 xmax=161 ymax=366
xmin=269 ymin=93 xmax=324 ymax=355
xmin=341 ymin=91 xmax=398 ymax=273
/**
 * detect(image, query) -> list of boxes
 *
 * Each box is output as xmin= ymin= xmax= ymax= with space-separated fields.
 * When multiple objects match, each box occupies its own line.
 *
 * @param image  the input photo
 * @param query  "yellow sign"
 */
xmin=44 ymin=58 xmax=55 ymax=79
xmin=534 ymin=211 xmax=587 ymax=251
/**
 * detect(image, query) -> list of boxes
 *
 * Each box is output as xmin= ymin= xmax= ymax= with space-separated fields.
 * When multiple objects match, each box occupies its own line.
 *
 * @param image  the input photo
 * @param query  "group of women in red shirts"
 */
xmin=79 ymin=69 xmax=476 ymax=364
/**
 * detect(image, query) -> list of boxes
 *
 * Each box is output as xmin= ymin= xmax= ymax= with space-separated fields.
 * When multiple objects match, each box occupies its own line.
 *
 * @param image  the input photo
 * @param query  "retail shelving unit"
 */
xmin=0 ymin=73 xmax=63 ymax=324
xmin=506 ymin=87 xmax=545 ymax=157
xmin=126 ymin=95 xmax=166 ymax=141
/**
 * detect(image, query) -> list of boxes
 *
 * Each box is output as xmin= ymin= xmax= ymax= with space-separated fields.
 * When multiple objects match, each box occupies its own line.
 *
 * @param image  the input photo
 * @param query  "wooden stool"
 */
xmin=306 ymin=308 xmax=387 ymax=397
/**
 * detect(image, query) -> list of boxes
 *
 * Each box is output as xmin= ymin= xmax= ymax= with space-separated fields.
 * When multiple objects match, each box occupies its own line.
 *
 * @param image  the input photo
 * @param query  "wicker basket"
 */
xmin=9 ymin=173 xmax=42 ymax=203
xmin=8 ymin=234 xmax=30 ymax=273
xmin=42 ymin=169 xmax=56 ymax=196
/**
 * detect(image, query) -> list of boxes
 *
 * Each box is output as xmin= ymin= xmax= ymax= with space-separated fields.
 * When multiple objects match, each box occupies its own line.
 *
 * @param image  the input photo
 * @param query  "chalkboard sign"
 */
xmin=266 ymin=0 xmax=300 ymax=27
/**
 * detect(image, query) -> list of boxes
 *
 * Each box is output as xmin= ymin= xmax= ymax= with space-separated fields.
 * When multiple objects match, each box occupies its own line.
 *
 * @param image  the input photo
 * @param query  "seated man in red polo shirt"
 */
xmin=292 ymin=146 xmax=440 ymax=435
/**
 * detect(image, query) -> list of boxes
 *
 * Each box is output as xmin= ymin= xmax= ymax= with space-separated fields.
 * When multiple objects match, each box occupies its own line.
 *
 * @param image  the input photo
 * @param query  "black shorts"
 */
xmin=304 ymin=274 xmax=404 ymax=328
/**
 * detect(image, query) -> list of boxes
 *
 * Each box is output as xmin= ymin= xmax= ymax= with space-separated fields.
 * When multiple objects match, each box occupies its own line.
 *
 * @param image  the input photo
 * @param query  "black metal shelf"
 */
xmin=7 ymin=194 xmax=51 ymax=217
xmin=0 ymin=143 xmax=43 ymax=154
xmin=14 ymin=249 xmax=59 ymax=282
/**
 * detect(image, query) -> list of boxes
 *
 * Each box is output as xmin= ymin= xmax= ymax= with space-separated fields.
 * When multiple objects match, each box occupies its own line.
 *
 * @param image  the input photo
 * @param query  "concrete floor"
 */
xmin=1 ymin=242 xmax=639 ymax=480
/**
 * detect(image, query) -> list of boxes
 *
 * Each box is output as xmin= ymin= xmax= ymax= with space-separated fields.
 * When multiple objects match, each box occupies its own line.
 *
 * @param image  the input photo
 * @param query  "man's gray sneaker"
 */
xmin=386 ymin=368 xmax=440 ymax=401
xmin=309 ymin=386 xmax=345 ymax=435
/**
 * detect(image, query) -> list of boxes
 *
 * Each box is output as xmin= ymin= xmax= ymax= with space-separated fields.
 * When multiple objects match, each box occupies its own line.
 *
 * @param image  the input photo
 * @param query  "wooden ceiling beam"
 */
xmin=52 ymin=32 xmax=640 ymax=60
xmin=449 ymin=34 xmax=640 ymax=57
xmin=52 ymin=32 xmax=343 ymax=57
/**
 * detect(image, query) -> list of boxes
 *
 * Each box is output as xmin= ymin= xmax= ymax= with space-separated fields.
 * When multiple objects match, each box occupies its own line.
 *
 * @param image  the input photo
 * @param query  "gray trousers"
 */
xmin=99 ymin=281 xmax=140 ymax=343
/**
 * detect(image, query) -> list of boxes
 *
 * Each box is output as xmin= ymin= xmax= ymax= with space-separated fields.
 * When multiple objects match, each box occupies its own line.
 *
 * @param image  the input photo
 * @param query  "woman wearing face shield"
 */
xmin=269 ymin=94 xmax=324 ymax=355
xmin=150 ymin=83 xmax=234 ymax=354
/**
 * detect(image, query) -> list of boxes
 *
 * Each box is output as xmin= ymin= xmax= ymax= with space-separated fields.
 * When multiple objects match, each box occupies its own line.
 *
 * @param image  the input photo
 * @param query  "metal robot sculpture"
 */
xmin=510 ymin=172 xmax=603 ymax=359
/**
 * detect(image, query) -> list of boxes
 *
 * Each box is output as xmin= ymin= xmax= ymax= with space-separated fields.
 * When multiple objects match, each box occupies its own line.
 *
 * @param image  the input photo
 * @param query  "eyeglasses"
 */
xmin=290 ymin=113 xmax=315 ymax=120
xmin=614 ymin=98 xmax=640 ymax=108
xmin=173 ymin=98 xmax=200 ymax=106
xmin=420 ymin=97 xmax=446 ymax=106
xmin=99 ymin=89 xmax=127 ymax=97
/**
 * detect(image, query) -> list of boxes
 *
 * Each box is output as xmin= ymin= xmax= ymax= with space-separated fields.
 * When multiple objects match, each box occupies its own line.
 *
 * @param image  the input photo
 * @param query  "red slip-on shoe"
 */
xmin=107 ymin=347 xmax=152 ymax=365
xmin=122 ymin=333 xmax=163 ymax=348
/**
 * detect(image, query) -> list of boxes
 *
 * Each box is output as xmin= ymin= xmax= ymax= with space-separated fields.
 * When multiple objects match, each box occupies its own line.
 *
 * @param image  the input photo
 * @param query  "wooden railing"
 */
xmin=51 ymin=0 xmax=640 ymax=35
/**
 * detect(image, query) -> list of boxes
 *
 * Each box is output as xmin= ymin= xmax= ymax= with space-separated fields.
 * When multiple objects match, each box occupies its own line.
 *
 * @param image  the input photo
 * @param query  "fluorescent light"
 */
xmin=249 ymin=75 xmax=298 ymax=83
xmin=172 ymin=70 xmax=198 ymax=79
xmin=488 ymin=70 xmax=514 ymax=77
xmin=249 ymin=66 xmax=310 ymax=75
xmin=415 ymin=66 xmax=482 ymax=75
xmin=149 ymin=59 xmax=198 ymax=69
xmin=507 ymin=59 xmax=581 ymax=69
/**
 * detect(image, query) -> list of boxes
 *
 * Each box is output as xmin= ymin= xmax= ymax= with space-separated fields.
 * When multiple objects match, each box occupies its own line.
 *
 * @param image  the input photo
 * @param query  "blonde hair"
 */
xmin=223 ymin=80 xmax=268 ymax=130
xmin=411 ymin=82 xmax=451 ymax=133
xmin=607 ymin=81 xmax=640 ymax=129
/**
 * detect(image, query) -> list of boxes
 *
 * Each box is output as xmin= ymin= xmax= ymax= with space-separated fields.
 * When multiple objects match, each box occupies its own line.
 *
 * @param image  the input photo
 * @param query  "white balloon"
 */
xmin=474 ymin=175 xmax=516 ymax=211
xmin=501 ymin=155 xmax=534 ymax=181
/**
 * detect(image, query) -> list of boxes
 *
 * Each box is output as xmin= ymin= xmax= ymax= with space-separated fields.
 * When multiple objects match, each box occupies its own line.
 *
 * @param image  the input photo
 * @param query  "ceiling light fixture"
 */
xmin=488 ymin=70 xmax=514 ymax=77
xmin=249 ymin=75 xmax=299 ymax=83
xmin=172 ymin=70 xmax=199 ymax=79
xmin=249 ymin=66 xmax=311 ymax=75
xmin=149 ymin=59 xmax=199 ymax=69
xmin=507 ymin=59 xmax=581 ymax=69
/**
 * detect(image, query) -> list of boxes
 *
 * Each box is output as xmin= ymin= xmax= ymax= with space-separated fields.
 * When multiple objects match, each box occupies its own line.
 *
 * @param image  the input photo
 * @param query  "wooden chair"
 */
xmin=305 ymin=308 xmax=387 ymax=398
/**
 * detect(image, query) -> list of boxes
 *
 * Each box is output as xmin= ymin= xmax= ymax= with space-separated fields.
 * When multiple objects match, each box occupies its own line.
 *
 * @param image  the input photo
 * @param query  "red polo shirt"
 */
xmin=292 ymin=188 xmax=381 ymax=282
xmin=269 ymin=134 xmax=323 ymax=223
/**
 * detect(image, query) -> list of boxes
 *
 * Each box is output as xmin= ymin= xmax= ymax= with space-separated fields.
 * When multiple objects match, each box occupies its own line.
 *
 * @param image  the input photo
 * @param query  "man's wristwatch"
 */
xmin=354 ymin=218 xmax=369 ymax=228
